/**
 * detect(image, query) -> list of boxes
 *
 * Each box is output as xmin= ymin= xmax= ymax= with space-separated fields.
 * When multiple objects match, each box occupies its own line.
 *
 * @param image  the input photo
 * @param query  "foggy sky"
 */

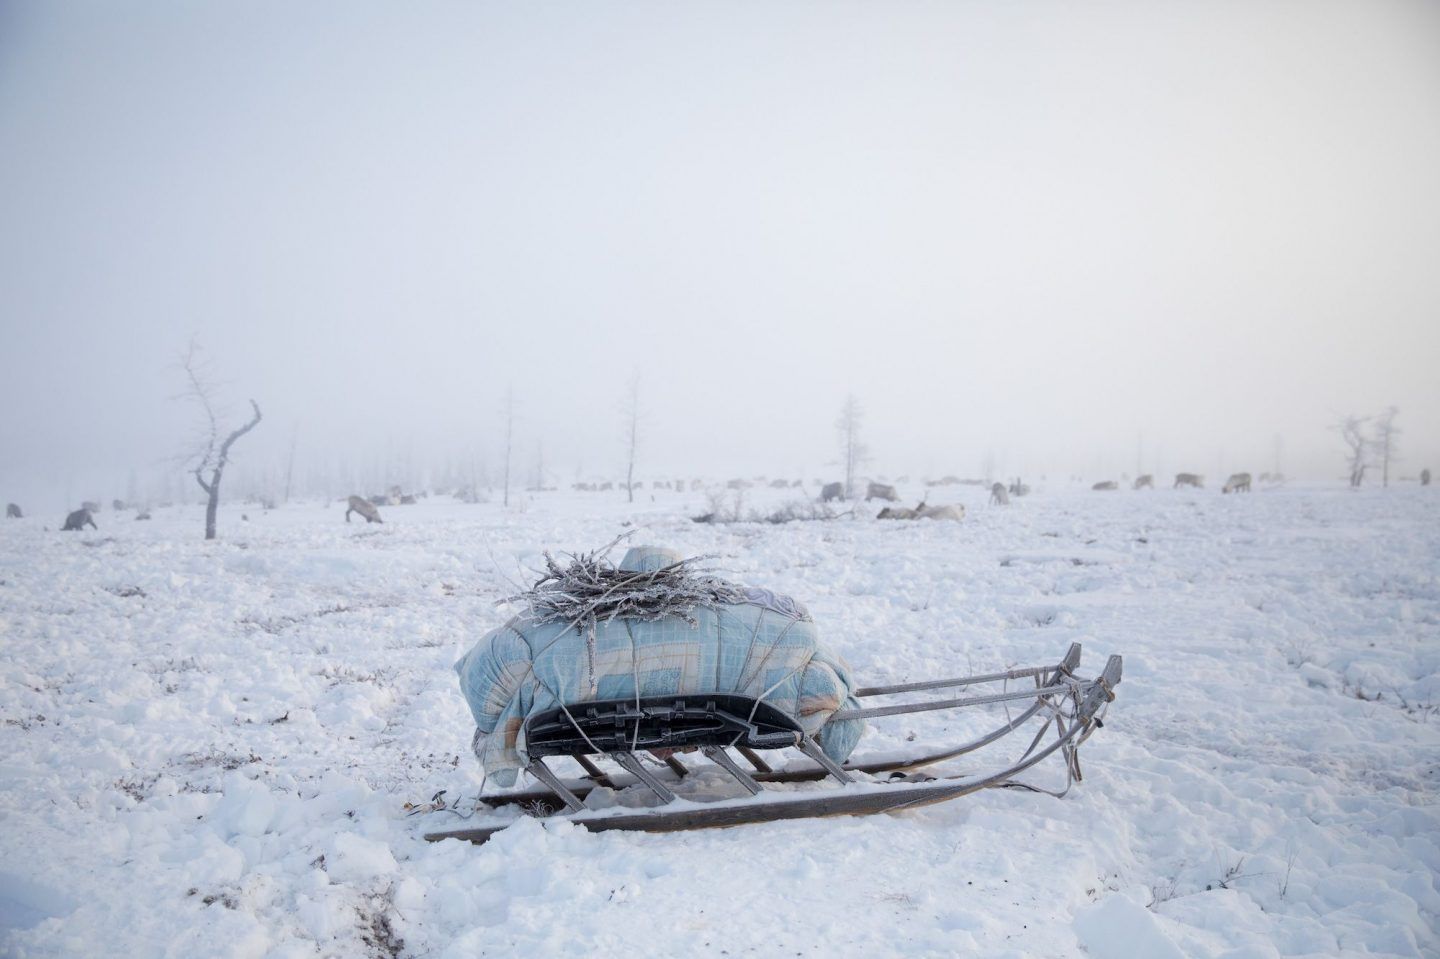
xmin=3 ymin=1 xmax=1439 ymax=509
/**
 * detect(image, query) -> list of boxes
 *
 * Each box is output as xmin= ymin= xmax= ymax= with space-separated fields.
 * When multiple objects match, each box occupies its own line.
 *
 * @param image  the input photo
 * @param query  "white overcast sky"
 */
xmin=2 ymin=1 xmax=1438 ymax=505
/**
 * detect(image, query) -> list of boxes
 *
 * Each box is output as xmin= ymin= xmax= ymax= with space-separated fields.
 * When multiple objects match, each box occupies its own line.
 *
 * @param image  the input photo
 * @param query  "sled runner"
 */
xmin=424 ymin=641 xmax=1121 ymax=844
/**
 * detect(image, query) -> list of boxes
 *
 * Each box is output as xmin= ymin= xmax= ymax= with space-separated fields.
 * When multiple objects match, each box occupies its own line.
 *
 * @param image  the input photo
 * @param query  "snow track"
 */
xmin=1 ymin=486 xmax=1436 ymax=957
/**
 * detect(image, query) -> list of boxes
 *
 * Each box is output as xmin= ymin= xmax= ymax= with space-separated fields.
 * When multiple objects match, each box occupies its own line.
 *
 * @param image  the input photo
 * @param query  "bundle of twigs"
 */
xmin=503 ymin=536 xmax=743 ymax=634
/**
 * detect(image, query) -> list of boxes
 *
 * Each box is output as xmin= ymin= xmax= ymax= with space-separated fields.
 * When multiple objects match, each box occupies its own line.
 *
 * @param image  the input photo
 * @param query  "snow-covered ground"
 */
xmin=2 ymin=483 xmax=1437 ymax=958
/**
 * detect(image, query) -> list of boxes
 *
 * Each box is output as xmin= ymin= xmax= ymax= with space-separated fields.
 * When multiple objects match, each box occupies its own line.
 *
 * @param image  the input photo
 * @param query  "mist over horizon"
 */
xmin=3 ymin=1 xmax=1438 ymax=513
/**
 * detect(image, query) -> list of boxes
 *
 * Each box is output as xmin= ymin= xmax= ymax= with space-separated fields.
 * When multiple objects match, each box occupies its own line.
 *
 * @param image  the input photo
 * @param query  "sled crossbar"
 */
xmin=527 ymin=695 xmax=803 ymax=758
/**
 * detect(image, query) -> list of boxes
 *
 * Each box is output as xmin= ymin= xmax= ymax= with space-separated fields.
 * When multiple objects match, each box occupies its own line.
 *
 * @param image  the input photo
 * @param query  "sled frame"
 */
xmin=425 ymin=642 xmax=1120 ymax=844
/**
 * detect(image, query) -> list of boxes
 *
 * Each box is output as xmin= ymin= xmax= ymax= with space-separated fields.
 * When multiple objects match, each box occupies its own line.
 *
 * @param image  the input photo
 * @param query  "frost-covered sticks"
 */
xmin=502 ymin=539 xmax=743 ymax=634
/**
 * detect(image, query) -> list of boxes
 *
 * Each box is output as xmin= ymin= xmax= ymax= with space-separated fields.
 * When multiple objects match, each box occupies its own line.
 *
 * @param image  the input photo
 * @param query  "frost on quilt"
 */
xmin=454 ymin=545 xmax=864 ymax=786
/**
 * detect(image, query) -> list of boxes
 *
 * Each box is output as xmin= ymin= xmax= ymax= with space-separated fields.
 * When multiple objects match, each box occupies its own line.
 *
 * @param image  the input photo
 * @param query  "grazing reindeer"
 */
xmin=6 ymin=503 xmax=20 ymax=519
xmin=63 ymin=508 xmax=97 ymax=531
xmin=1133 ymin=474 xmax=1154 ymax=490
xmin=820 ymin=482 xmax=844 ymax=503
xmin=1008 ymin=478 xmax=1030 ymax=497
xmin=1173 ymin=473 xmax=1204 ymax=489
xmin=1092 ymin=481 xmax=1118 ymax=491
xmin=866 ymin=482 xmax=899 ymax=502
xmin=990 ymin=482 xmax=1010 ymax=506
xmin=1222 ymin=472 xmax=1252 ymax=494
xmin=345 ymin=495 xmax=383 ymax=524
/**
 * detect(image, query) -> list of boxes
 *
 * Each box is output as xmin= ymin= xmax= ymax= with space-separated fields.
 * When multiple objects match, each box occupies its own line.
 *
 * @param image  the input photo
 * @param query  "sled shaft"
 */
xmin=854 ymin=643 xmax=1081 ymax=697
xmin=856 ymin=665 xmax=1054 ymax=697
xmin=832 ymin=681 xmax=1078 ymax=721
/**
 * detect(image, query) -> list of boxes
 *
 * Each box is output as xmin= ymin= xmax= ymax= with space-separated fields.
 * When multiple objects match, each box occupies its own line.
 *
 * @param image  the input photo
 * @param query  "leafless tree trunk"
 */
xmin=623 ymin=374 xmax=640 ymax=503
xmin=836 ymin=394 xmax=868 ymax=499
xmin=181 ymin=342 xmax=263 ymax=540
xmin=1334 ymin=415 xmax=1369 ymax=489
xmin=502 ymin=387 xmax=515 ymax=507
xmin=1373 ymin=406 xmax=1400 ymax=488
xmin=531 ymin=440 xmax=546 ymax=491
xmin=282 ymin=425 xmax=299 ymax=504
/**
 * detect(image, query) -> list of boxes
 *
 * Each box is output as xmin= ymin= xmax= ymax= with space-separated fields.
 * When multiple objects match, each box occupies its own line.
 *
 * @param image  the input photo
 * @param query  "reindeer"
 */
xmin=1173 ymin=473 xmax=1204 ymax=489
xmin=345 ymin=495 xmax=383 ymax=524
xmin=820 ymin=482 xmax=844 ymax=503
xmin=1092 ymin=481 xmax=1118 ymax=491
xmin=5 ymin=503 xmax=20 ymax=519
xmin=990 ymin=482 xmax=1010 ymax=506
xmin=1222 ymin=472 xmax=1252 ymax=494
xmin=63 ymin=508 xmax=97 ymax=531
xmin=866 ymin=482 xmax=899 ymax=502
xmin=1008 ymin=478 xmax=1030 ymax=497
xmin=879 ymin=502 xmax=965 ymax=522
xmin=1133 ymin=474 xmax=1154 ymax=490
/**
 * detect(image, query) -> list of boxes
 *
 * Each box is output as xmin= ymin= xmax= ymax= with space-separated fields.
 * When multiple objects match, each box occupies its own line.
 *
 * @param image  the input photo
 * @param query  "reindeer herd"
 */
xmin=6 ymin=464 xmax=1431 ymax=537
xmin=822 ymin=467 xmax=1282 ymax=525
xmin=1086 ymin=472 xmax=1255 ymax=493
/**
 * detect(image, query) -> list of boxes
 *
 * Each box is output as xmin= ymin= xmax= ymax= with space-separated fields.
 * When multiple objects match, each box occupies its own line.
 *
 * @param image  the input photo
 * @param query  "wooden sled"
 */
xmin=424 ymin=643 xmax=1121 ymax=844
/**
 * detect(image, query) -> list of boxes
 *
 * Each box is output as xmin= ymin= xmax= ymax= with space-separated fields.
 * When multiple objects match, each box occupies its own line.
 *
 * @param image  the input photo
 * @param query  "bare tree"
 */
xmin=623 ymin=374 xmax=640 ymax=503
xmin=1334 ymin=415 xmax=1369 ymax=489
xmin=180 ymin=341 xmax=262 ymax=540
xmin=1372 ymin=406 xmax=1400 ymax=488
xmin=282 ymin=425 xmax=299 ymax=504
xmin=836 ymin=394 xmax=868 ymax=499
xmin=501 ymin=386 xmax=515 ymax=507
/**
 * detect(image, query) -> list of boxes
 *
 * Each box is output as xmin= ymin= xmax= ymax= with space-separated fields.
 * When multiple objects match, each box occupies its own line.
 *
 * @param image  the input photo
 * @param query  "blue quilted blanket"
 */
xmin=455 ymin=546 xmax=864 ymax=785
